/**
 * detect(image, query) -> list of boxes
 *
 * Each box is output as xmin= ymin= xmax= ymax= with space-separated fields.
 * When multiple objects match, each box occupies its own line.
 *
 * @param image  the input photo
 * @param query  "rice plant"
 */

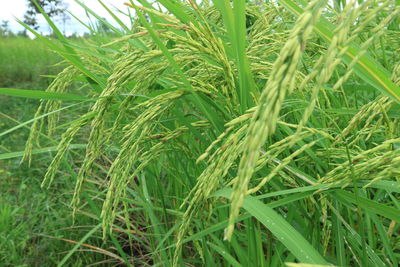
xmin=2 ymin=0 xmax=400 ymax=266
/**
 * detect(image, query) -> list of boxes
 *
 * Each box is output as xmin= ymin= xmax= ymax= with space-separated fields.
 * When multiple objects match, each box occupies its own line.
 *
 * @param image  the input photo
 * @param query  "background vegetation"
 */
xmin=0 ymin=36 xmax=109 ymax=266
xmin=1 ymin=0 xmax=400 ymax=266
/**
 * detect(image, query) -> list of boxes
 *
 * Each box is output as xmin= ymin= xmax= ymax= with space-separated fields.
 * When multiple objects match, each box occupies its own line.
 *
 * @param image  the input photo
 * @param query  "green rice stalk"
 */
xmin=225 ymin=0 xmax=326 ymax=241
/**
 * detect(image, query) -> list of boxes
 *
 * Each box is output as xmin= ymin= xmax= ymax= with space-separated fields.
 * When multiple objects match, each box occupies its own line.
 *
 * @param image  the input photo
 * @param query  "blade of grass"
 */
xmin=214 ymin=188 xmax=327 ymax=264
xmin=16 ymin=18 xmax=105 ymax=92
xmin=156 ymin=0 xmax=197 ymax=25
xmin=0 ymin=88 xmax=89 ymax=101
xmin=328 ymin=201 xmax=386 ymax=266
xmin=369 ymin=213 xmax=398 ymax=266
xmin=335 ymin=190 xmax=400 ymax=223
xmin=207 ymin=241 xmax=242 ymax=267
xmin=0 ymin=102 xmax=86 ymax=138
xmin=214 ymin=0 xmax=256 ymax=111
xmin=29 ymin=0 xmax=106 ymax=91
xmin=0 ymin=144 xmax=86 ymax=160
xmin=98 ymin=0 xmax=131 ymax=33
xmin=57 ymin=224 xmax=101 ymax=267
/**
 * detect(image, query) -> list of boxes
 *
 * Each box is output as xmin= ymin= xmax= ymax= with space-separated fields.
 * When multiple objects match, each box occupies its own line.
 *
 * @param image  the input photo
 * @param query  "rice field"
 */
xmin=1 ymin=0 xmax=400 ymax=266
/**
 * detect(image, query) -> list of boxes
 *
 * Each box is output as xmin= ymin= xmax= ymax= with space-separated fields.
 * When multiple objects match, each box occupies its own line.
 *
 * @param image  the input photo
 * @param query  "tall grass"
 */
xmin=0 ymin=37 xmax=61 ymax=87
xmin=0 ymin=37 xmax=106 ymax=266
xmin=1 ymin=0 xmax=400 ymax=266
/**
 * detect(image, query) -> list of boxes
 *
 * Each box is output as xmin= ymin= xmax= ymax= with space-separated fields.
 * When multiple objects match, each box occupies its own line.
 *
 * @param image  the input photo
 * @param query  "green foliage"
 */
xmin=0 ymin=37 xmax=103 ymax=266
xmin=1 ymin=0 xmax=400 ymax=266
xmin=0 ymin=37 xmax=61 ymax=87
xmin=0 ymin=162 xmax=104 ymax=266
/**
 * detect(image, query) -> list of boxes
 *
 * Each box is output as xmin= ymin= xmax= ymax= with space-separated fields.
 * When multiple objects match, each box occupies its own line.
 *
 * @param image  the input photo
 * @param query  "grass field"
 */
xmin=1 ymin=0 xmax=400 ymax=266
xmin=0 ymin=37 xmax=107 ymax=266
xmin=0 ymin=37 xmax=61 ymax=88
